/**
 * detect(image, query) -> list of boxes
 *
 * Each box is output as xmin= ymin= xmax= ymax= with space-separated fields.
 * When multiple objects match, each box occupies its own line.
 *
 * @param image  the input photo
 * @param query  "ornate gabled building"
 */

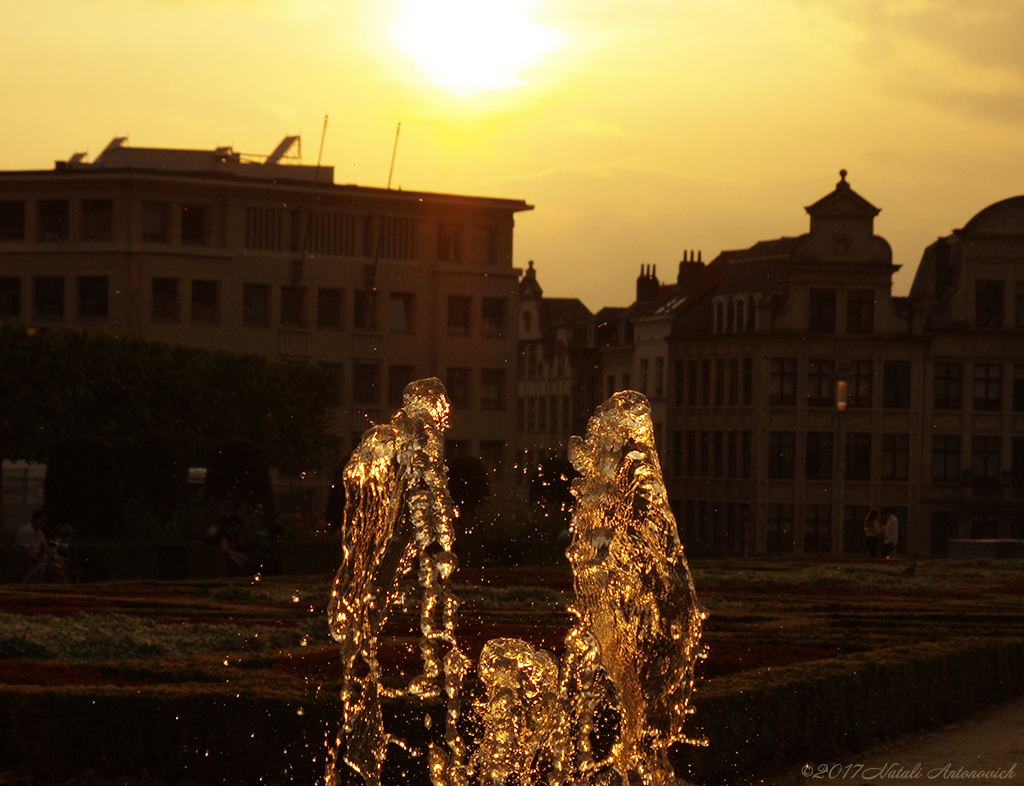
xmin=515 ymin=261 xmax=598 ymax=476
xmin=654 ymin=174 xmax=1024 ymax=556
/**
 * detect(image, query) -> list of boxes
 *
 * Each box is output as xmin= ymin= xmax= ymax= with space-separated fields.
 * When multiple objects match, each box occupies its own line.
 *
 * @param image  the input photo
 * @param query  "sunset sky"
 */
xmin=3 ymin=0 xmax=1023 ymax=311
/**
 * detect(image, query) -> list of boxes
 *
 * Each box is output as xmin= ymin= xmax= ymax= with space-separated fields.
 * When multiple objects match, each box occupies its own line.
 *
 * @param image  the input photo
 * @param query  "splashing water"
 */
xmin=328 ymin=384 xmax=704 ymax=786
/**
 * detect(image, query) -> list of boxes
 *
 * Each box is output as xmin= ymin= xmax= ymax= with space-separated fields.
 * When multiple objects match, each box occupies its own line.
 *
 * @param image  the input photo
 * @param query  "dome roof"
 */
xmin=960 ymin=195 xmax=1024 ymax=238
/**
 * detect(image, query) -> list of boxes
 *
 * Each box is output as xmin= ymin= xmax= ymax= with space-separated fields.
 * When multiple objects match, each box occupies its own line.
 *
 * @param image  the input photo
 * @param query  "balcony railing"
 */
xmin=278 ymin=329 xmax=310 ymax=358
xmin=352 ymin=333 xmax=383 ymax=357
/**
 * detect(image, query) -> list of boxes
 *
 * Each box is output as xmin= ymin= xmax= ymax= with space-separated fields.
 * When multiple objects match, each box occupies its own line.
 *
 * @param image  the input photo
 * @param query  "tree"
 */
xmin=44 ymin=435 xmax=124 ymax=539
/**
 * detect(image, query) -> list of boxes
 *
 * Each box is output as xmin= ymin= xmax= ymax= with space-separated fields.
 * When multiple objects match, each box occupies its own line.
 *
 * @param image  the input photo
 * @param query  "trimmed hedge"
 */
xmin=674 ymin=637 xmax=1024 ymax=783
xmin=0 ymin=637 xmax=1021 ymax=784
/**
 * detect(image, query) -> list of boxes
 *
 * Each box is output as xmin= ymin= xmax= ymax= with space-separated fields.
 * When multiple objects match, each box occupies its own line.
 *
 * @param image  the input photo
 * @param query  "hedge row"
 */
xmin=0 ymin=541 xmax=341 ymax=583
xmin=1 ymin=637 xmax=1022 ymax=784
xmin=675 ymin=636 xmax=1024 ymax=782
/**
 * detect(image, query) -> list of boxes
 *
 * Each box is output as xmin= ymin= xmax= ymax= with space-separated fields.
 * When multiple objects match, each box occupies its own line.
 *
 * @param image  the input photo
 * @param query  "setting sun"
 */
xmin=390 ymin=0 xmax=566 ymax=96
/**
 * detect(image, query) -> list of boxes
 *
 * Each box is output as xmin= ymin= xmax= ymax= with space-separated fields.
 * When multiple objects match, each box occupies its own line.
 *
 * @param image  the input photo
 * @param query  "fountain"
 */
xmin=327 ymin=379 xmax=706 ymax=786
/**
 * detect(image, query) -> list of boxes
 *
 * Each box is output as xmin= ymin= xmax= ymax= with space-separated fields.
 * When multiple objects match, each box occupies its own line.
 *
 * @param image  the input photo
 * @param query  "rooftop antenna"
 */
xmin=297 ymin=115 xmax=329 ymax=276
xmin=369 ymin=122 xmax=402 ymax=289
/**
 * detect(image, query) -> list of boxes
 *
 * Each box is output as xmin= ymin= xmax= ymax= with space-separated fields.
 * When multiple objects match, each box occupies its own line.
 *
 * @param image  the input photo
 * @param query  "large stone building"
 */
xmin=0 ymin=137 xmax=532 ymax=491
xmin=624 ymin=174 xmax=1024 ymax=557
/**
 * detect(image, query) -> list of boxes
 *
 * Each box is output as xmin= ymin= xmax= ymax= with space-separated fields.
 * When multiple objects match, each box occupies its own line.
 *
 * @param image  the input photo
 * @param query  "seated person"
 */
xmin=15 ymin=509 xmax=50 ymax=575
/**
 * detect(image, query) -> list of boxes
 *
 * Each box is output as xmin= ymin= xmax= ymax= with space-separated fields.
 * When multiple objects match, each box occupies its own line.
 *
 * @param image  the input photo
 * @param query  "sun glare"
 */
xmin=391 ymin=0 xmax=566 ymax=96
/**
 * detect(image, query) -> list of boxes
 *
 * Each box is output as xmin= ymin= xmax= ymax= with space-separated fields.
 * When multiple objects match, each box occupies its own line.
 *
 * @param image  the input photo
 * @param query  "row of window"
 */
xmin=343 ymin=364 xmax=507 ymax=409
xmin=0 ymin=199 xmax=501 ymax=264
xmin=672 ymin=429 xmax=1019 ymax=485
xmin=0 ymin=276 xmax=508 ymax=337
xmin=671 ymin=357 xmax=1024 ymax=412
xmin=516 ymin=396 xmax=572 ymax=435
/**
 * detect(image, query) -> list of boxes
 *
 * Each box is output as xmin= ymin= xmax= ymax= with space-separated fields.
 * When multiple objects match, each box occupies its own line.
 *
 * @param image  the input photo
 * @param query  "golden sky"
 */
xmin=3 ymin=0 xmax=1023 ymax=310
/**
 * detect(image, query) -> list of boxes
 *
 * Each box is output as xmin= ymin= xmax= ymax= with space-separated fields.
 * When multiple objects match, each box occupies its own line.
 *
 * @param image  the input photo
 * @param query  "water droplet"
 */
xmin=223 ymin=658 xmax=229 ymax=666
xmin=292 ymin=591 xmax=301 ymax=603
xmin=300 ymin=636 xmax=309 ymax=647
xmin=297 ymin=707 xmax=305 ymax=716
xmin=423 ymin=714 xmax=432 ymax=729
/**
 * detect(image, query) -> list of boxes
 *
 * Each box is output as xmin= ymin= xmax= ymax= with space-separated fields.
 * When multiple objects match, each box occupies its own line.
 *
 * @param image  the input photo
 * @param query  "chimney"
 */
xmin=676 ymin=249 xmax=703 ymax=286
xmin=636 ymin=264 xmax=660 ymax=302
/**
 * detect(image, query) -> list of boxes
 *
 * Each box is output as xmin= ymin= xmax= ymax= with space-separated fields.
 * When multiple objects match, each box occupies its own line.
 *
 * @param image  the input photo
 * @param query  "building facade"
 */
xmin=0 ymin=137 xmax=532 ymax=485
xmin=652 ymin=174 xmax=1024 ymax=556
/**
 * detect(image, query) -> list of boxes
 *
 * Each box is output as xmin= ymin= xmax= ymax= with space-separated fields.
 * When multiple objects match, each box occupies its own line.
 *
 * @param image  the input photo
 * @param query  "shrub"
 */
xmin=203 ymin=440 xmax=275 ymax=527
xmin=44 ymin=435 xmax=124 ymax=539
xmin=124 ymin=434 xmax=187 ymax=519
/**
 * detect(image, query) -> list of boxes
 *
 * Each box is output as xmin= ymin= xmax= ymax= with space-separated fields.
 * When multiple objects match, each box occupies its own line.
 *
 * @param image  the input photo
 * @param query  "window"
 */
xmin=142 ymin=201 xmax=170 ymax=242
xmin=0 ymin=200 xmax=25 ymax=240
xmin=640 ymin=358 xmax=649 ymax=394
xmin=480 ymin=441 xmax=505 ymax=477
xmin=437 ymin=224 xmax=462 ymax=262
xmin=850 ymin=360 xmax=873 ymax=408
xmin=970 ymin=514 xmax=999 ymax=540
xmin=714 ymin=359 xmax=725 ymax=405
xmin=181 ymin=204 xmax=208 ymax=245
xmin=741 ymin=431 xmax=752 ymax=477
xmin=932 ymin=435 xmax=961 ymax=482
xmin=562 ymin=397 xmax=570 ymax=433
xmin=846 ymin=433 xmax=871 ymax=480
xmin=608 ymin=374 xmax=617 ymax=398
xmin=976 ymin=279 xmax=1004 ymax=328
xmin=1015 ymin=365 xmax=1024 ymax=411
xmin=931 ymin=512 xmax=959 ymax=556
xmin=278 ymin=286 xmax=305 ymax=328
xmin=388 ymin=365 xmax=415 ymax=408
xmin=245 ymin=206 xmax=284 ymax=252
xmin=318 ymin=288 xmax=343 ymax=329
xmin=768 ymin=431 xmax=796 ymax=479
xmin=364 ymin=216 xmax=416 ymax=260
xmin=550 ymin=397 xmax=560 ymax=432
xmin=538 ymin=396 xmax=548 ymax=430
xmin=353 ymin=363 xmax=380 ymax=404
xmin=883 ymin=361 xmax=911 ymax=409
xmin=81 ymin=199 xmax=113 ymax=241
xmin=151 ymin=278 xmax=179 ymax=321
xmin=973 ymin=363 xmax=1002 ymax=411
xmin=743 ymin=357 xmax=753 ymax=404
xmin=700 ymin=430 xmax=710 ymax=477
xmin=713 ymin=431 xmax=724 ymax=477
xmin=805 ymin=432 xmax=834 ymax=480
xmin=190 ymin=280 xmax=219 ymax=324
xmin=1016 ymin=282 xmax=1024 ymax=329
xmin=769 ymin=358 xmax=796 ymax=405
xmin=972 ymin=435 xmax=1001 ymax=479
xmin=808 ymin=288 xmax=836 ymax=332
xmin=354 ymin=290 xmax=378 ymax=330
xmin=527 ymin=397 xmax=536 ymax=432
xmin=447 ymin=367 xmax=471 ymax=409
xmin=0 ymin=278 xmax=21 ymax=317
xmin=728 ymin=359 xmax=739 ymax=405
xmin=33 ymin=277 xmax=64 ymax=318
xmin=843 ymin=505 xmax=871 ymax=554
xmin=847 ymin=289 xmax=874 ymax=333
xmin=880 ymin=434 xmax=910 ymax=480
xmin=481 ymin=297 xmax=505 ymax=337
xmin=804 ymin=505 xmax=831 ymax=554
xmin=1013 ymin=438 xmax=1024 ymax=498
xmin=480 ymin=369 xmax=506 ymax=410
xmin=242 ymin=285 xmax=270 ymax=327
xmin=517 ymin=398 xmax=526 ymax=432
xmin=686 ymin=431 xmax=696 ymax=476
xmin=674 ymin=362 xmax=684 ymax=405
xmin=700 ymin=359 xmax=711 ymax=405
xmin=934 ymin=362 xmax=963 ymax=410
xmin=447 ymin=295 xmax=471 ymax=336
xmin=672 ymin=430 xmax=683 ymax=477
xmin=77 ymin=276 xmax=108 ymax=318
xmin=37 ymin=200 xmax=68 ymax=241
xmin=469 ymin=226 xmax=495 ymax=264
xmin=766 ymin=504 xmax=794 ymax=553
xmin=727 ymin=430 xmax=738 ymax=478
xmin=687 ymin=360 xmax=698 ymax=406
xmin=807 ymin=359 xmax=834 ymax=407
xmin=655 ymin=357 xmax=665 ymax=398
